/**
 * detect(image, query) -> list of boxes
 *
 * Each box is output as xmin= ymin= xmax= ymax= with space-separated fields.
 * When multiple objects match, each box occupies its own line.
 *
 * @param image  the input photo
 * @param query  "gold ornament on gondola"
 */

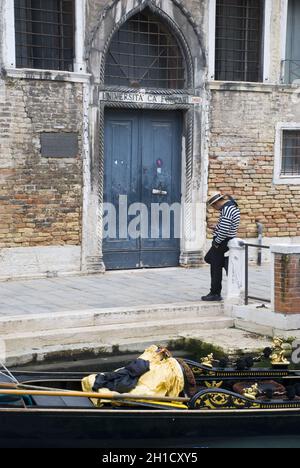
xmin=205 ymin=380 xmax=224 ymax=389
xmin=270 ymin=337 xmax=290 ymax=367
xmin=201 ymin=354 xmax=214 ymax=369
xmin=243 ymin=383 xmax=259 ymax=401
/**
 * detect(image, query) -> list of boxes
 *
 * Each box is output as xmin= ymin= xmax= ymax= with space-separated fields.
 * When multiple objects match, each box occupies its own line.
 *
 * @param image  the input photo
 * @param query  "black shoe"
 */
xmin=201 ymin=294 xmax=223 ymax=302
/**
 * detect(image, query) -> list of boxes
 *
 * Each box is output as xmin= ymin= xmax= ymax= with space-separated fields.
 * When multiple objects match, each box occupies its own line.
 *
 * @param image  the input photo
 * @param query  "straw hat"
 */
xmin=207 ymin=192 xmax=225 ymax=206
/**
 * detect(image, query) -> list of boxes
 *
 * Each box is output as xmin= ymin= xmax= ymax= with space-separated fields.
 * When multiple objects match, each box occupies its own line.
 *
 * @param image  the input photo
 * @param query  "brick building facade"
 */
xmin=209 ymin=84 xmax=300 ymax=239
xmin=0 ymin=0 xmax=299 ymax=279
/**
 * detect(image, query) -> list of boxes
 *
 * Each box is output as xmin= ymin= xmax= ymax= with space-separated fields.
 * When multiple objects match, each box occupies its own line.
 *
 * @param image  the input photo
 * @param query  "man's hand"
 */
xmin=208 ymin=224 xmax=217 ymax=231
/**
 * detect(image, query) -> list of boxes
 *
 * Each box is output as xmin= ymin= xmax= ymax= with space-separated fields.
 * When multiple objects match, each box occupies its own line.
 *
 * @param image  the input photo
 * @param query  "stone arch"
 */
xmin=82 ymin=0 xmax=208 ymax=273
xmin=102 ymin=5 xmax=193 ymax=89
xmin=87 ymin=0 xmax=206 ymax=89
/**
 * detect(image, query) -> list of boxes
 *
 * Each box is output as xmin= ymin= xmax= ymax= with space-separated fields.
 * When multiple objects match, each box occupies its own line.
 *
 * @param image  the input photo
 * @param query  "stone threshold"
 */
xmin=232 ymin=304 xmax=300 ymax=339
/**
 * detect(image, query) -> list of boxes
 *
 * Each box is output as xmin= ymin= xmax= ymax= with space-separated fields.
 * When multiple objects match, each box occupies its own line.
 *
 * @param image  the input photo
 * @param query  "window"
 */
xmin=282 ymin=130 xmax=300 ymax=176
xmin=215 ymin=0 xmax=263 ymax=82
xmin=105 ymin=8 xmax=186 ymax=89
xmin=284 ymin=0 xmax=300 ymax=84
xmin=14 ymin=0 xmax=75 ymax=71
xmin=274 ymin=125 xmax=300 ymax=185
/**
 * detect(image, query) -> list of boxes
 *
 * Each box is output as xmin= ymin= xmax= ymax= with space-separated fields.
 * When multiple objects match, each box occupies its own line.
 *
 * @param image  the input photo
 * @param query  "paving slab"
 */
xmin=0 ymin=265 xmax=271 ymax=317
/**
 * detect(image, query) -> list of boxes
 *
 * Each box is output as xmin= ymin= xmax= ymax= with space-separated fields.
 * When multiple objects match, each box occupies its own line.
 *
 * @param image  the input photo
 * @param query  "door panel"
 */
xmin=103 ymin=111 xmax=140 ymax=269
xmin=103 ymin=109 xmax=182 ymax=270
xmin=141 ymin=111 xmax=181 ymax=267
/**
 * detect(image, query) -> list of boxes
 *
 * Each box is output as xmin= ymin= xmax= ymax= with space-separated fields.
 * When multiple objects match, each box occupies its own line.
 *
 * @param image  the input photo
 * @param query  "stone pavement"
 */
xmin=0 ymin=265 xmax=272 ymax=366
xmin=0 ymin=265 xmax=271 ymax=316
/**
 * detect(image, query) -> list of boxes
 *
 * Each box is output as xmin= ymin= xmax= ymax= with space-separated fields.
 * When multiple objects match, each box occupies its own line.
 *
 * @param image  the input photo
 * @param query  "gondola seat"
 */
xmin=31 ymin=395 xmax=95 ymax=408
xmin=233 ymin=381 xmax=286 ymax=399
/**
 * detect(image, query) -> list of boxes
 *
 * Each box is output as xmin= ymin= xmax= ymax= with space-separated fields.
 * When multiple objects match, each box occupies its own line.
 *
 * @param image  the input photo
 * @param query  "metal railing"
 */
xmin=244 ymin=243 xmax=271 ymax=306
xmin=281 ymin=60 xmax=300 ymax=84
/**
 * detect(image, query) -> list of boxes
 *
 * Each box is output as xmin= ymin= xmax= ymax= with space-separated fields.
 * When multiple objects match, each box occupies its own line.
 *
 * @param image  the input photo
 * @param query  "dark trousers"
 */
xmin=204 ymin=240 xmax=230 ymax=296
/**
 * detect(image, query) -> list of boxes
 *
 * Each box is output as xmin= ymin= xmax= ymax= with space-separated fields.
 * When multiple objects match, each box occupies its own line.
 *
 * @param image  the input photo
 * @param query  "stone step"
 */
xmin=0 ymin=302 xmax=224 ymax=335
xmin=3 ymin=316 xmax=233 ymax=355
xmin=180 ymin=328 xmax=272 ymax=356
xmin=234 ymin=319 xmax=274 ymax=337
xmin=234 ymin=318 xmax=300 ymax=340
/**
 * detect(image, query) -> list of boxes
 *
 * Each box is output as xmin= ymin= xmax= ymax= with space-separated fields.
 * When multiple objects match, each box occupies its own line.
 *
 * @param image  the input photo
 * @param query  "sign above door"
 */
xmin=100 ymin=91 xmax=202 ymax=106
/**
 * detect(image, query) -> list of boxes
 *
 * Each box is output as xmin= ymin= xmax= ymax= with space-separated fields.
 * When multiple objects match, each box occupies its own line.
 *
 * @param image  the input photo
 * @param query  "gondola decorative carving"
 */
xmin=201 ymin=354 xmax=214 ymax=369
xmin=189 ymin=389 xmax=262 ymax=410
xmin=185 ymin=358 xmax=290 ymax=382
xmin=204 ymin=380 xmax=224 ymax=389
xmin=242 ymin=384 xmax=259 ymax=401
xmin=270 ymin=337 xmax=290 ymax=367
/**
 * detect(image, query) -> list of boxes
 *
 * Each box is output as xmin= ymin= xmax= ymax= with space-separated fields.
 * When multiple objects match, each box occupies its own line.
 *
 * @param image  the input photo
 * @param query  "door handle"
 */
xmin=152 ymin=189 xmax=168 ymax=196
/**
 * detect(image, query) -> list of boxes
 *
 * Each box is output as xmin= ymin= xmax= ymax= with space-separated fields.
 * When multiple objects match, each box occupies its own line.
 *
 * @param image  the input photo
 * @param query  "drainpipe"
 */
xmin=256 ymin=220 xmax=264 ymax=266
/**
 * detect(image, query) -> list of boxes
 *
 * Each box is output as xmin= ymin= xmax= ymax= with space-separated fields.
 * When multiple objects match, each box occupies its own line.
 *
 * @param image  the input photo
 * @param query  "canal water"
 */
xmin=14 ymin=353 xmax=300 ymax=449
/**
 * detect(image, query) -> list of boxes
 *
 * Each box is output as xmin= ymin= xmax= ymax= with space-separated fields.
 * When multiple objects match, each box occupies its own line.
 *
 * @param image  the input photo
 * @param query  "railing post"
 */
xmin=245 ymin=244 xmax=249 ymax=306
xmin=256 ymin=221 xmax=264 ymax=266
xmin=225 ymin=238 xmax=246 ymax=313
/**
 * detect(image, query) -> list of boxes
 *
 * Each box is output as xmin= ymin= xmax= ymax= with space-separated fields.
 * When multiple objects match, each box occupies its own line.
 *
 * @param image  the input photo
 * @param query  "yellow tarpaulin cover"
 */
xmin=82 ymin=345 xmax=184 ymax=407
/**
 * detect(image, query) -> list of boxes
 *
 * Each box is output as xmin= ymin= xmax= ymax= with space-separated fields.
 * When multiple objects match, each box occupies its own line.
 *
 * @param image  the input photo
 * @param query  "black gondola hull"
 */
xmin=1 ymin=407 xmax=300 ymax=448
xmin=1 ymin=368 xmax=300 ymax=447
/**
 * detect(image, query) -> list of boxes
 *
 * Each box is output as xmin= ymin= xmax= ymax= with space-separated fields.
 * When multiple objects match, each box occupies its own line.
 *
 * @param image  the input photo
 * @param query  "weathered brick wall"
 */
xmin=0 ymin=78 xmax=83 ymax=248
xmin=0 ymin=0 xmax=297 ymax=255
xmin=274 ymin=253 xmax=300 ymax=314
xmin=208 ymin=86 xmax=300 ymax=239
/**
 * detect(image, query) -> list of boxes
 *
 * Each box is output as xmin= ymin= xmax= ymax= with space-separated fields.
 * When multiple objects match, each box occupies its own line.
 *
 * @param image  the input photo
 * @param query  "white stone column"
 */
xmin=74 ymin=0 xmax=86 ymax=73
xmin=263 ymin=0 xmax=272 ymax=83
xmin=208 ymin=0 xmax=216 ymax=80
xmin=225 ymin=238 xmax=246 ymax=311
xmin=2 ymin=0 xmax=16 ymax=68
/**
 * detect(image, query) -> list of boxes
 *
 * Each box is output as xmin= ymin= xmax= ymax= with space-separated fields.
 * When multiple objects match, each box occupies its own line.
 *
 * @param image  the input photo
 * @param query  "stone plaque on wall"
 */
xmin=100 ymin=91 xmax=202 ymax=106
xmin=40 ymin=133 xmax=78 ymax=158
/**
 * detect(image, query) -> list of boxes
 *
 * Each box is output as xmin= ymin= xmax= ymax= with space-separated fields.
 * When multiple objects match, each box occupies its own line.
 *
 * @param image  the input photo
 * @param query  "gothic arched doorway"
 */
xmin=103 ymin=8 xmax=186 ymax=269
xmin=82 ymin=1 xmax=206 ymax=274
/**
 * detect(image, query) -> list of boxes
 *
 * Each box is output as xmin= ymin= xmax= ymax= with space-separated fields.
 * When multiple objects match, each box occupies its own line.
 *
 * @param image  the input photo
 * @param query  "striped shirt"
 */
xmin=213 ymin=201 xmax=241 ymax=245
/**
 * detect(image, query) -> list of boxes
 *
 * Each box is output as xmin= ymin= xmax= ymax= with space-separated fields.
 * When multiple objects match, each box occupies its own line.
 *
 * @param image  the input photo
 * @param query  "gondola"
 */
xmin=1 ymin=339 xmax=300 ymax=448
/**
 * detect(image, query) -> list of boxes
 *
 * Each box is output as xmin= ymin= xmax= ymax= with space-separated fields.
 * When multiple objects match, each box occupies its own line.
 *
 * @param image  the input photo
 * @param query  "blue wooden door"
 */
xmin=103 ymin=109 xmax=182 ymax=270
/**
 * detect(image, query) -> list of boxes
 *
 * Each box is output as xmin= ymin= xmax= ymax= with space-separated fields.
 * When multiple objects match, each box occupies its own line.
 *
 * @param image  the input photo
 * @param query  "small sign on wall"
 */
xmin=40 ymin=133 xmax=79 ymax=158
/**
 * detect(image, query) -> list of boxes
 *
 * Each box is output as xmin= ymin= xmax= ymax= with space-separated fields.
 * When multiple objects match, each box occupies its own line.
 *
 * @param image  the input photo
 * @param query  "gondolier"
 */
xmin=202 ymin=192 xmax=241 ymax=302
